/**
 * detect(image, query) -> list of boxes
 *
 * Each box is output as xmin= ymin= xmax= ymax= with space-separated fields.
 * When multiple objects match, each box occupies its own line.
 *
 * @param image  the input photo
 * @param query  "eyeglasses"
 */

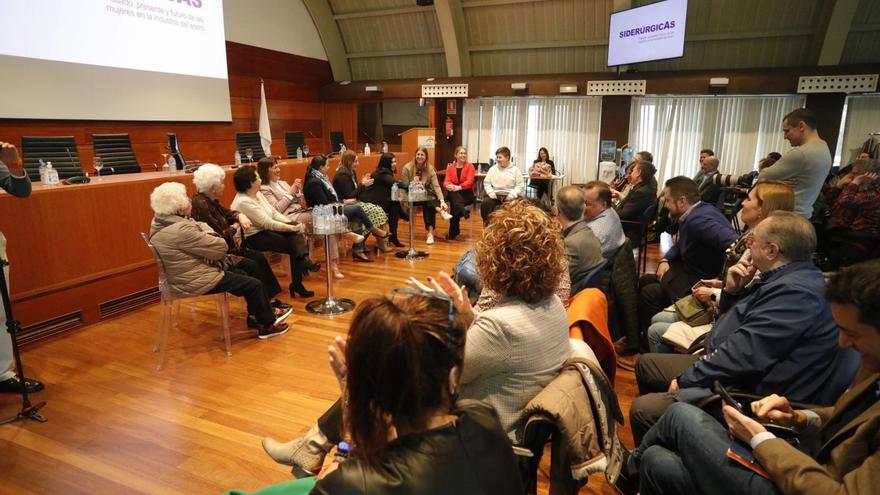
xmin=389 ymin=287 xmax=460 ymax=354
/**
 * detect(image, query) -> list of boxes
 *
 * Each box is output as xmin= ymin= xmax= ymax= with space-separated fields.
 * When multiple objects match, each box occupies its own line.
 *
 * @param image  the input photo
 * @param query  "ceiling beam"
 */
xmin=302 ymin=0 xmax=351 ymax=81
xmin=815 ymin=0 xmax=861 ymax=66
xmin=333 ymin=6 xmax=434 ymax=20
xmin=346 ymin=48 xmax=446 ymax=59
xmin=462 ymin=0 xmax=540 ymax=8
xmin=434 ymin=0 xmax=472 ymax=77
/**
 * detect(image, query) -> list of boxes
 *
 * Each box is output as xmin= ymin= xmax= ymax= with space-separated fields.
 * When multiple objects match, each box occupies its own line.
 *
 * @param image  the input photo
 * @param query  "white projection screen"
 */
xmin=0 ymin=0 xmax=232 ymax=121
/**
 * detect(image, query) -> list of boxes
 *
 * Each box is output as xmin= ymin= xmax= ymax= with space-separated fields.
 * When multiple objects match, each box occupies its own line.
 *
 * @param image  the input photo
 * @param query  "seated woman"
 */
xmin=233 ymin=290 xmax=523 ymax=495
xmin=148 ymin=182 xmax=289 ymax=339
xmin=528 ymin=147 xmax=556 ymax=203
xmin=262 ymin=200 xmax=571 ymax=476
xmin=258 ymin=158 xmax=362 ymax=279
xmin=190 ymin=164 xmax=291 ymax=318
xmin=480 ymin=146 xmax=524 ymax=225
xmin=303 ymin=155 xmax=388 ymax=263
xmin=358 ymin=152 xmax=405 ymax=247
xmin=443 ymin=146 xmax=476 ymax=241
xmin=402 ymin=146 xmax=448 ymax=245
xmin=230 ymin=166 xmax=318 ymax=299
xmin=331 ymin=150 xmax=392 ymax=254
xmin=645 ymin=180 xmax=794 ymax=353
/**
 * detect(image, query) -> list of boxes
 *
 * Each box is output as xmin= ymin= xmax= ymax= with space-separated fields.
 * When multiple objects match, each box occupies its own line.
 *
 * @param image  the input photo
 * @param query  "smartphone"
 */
xmin=691 ymin=280 xmax=707 ymax=292
xmin=714 ymin=381 xmax=745 ymax=414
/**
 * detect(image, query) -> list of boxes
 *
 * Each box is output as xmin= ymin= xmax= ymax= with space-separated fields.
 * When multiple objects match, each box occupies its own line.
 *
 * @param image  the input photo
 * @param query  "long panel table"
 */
xmin=0 ymin=152 xmax=408 ymax=340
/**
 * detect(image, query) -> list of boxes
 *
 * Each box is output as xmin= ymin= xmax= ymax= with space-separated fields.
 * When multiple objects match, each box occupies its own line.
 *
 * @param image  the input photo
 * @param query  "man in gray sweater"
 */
xmin=758 ymin=108 xmax=831 ymax=218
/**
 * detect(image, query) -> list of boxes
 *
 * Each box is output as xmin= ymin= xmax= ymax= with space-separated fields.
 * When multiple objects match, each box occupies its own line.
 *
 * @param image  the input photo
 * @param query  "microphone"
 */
xmin=65 ymin=147 xmax=75 ymax=167
xmin=361 ymin=130 xmax=378 ymax=145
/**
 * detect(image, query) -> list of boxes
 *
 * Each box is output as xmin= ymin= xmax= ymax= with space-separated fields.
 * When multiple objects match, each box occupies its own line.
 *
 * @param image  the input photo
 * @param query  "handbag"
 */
xmin=673 ymin=294 xmax=714 ymax=327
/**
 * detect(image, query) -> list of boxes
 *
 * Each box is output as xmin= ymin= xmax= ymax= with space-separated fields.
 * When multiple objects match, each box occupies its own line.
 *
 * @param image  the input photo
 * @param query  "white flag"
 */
xmin=259 ymin=80 xmax=272 ymax=157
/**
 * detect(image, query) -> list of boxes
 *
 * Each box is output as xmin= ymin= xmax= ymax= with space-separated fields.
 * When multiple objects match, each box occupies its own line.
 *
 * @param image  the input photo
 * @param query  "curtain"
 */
xmin=837 ymin=94 xmax=880 ymax=166
xmin=629 ymin=95 xmax=805 ymax=185
xmin=461 ymin=96 xmax=602 ymax=185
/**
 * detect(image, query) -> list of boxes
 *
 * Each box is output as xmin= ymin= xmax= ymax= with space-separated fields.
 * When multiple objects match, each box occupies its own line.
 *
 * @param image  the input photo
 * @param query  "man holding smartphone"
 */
xmin=0 ymin=142 xmax=44 ymax=394
xmin=621 ymin=259 xmax=880 ymax=495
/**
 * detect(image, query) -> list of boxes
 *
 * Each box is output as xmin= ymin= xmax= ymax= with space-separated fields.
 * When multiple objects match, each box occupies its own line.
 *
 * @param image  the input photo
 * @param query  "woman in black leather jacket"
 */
xmin=311 ymin=291 xmax=523 ymax=495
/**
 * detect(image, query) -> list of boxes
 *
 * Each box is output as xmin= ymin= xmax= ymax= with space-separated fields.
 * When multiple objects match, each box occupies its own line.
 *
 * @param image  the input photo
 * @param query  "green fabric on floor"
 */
xmin=225 ymin=476 xmax=318 ymax=495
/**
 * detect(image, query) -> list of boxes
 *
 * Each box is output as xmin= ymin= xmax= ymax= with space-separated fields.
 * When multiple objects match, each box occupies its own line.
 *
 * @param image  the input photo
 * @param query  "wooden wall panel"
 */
xmin=0 ymin=42 xmax=334 ymax=172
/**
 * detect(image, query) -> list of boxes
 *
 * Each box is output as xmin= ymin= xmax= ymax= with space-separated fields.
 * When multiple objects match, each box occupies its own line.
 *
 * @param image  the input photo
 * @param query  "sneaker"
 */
xmin=271 ymin=299 xmax=292 ymax=311
xmin=440 ymin=210 xmax=453 ymax=221
xmin=262 ymin=435 xmax=329 ymax=479
xmin=274 ymin=306 xmax=293 ymax=326
xmin=426 ymin=233 xmax=435 ymax=245
xmin=258 ymin=323 xmax=289 ymax=340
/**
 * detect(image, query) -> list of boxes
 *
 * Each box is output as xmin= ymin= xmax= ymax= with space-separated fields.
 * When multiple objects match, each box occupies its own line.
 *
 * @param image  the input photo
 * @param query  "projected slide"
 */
xmin=608 ymin=0 xmax=688 ymax=67
xmin=0 ymin=0 xmax=231 ymax=121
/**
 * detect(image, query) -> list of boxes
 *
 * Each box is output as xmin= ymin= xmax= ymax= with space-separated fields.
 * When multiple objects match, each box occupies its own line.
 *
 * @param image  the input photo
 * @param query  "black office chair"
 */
xmin=284 ymin=131 xmax=306 ymax=158
xmin=621 ymin=202 xmax=657 ymax=275
xmin=21 ymin=136 xmax=83 ymax=181
xmin=571 ymin=258 xmax=610 ymax=296
xmin=328 ymin=131 xmax=345 ymax=153
xmin=166 ymin=133 xmax=187 ymax=170
xmin=235 ymin=132 xmax=266 ymax=163
xmin=91 ymin=133 xmax=141 ymax=174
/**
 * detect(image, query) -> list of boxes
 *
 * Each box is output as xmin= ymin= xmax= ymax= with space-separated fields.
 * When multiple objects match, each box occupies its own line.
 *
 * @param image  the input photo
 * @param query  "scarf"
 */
xmin=311 ymin=167 xmax=339 ymax=202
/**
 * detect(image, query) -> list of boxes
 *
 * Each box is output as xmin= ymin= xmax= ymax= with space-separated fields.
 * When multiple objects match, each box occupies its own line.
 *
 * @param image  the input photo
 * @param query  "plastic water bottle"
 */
xmin=340 ymin=143 xmax=347 ymax=154
xmin=381 ymin=141 xmax=388 ymax=154
xmin=46 ymin=162 xmax=59 ymax=185
xmin=364 ymin=143 xmax=370 ymax=155
xmin=234 ymin=150 xmax=241 ymax=166
xmin=167 ymin=156 xmax=177 ymax=173
xmin=391 ymin=183 xmax=398 ymax=202
xmin=336 ymin=204 xmax=346 ymax=232
xmin=38 ymin=159 xmax=48 ymax=183
xmin=296 ymin=147 xmax=303 ymax=160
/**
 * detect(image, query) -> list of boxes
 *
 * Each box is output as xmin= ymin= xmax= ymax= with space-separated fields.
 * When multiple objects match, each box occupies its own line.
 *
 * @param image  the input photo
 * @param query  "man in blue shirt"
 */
xmin=582 ymin=181 xmax=625 ymax=259
xmin=629 ymin=211 xmax=860 ymax=443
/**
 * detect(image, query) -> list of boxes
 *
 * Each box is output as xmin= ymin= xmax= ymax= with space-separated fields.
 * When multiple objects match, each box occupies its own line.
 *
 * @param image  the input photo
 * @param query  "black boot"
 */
xmin=389 ymin=235 xmax=404 ymax=248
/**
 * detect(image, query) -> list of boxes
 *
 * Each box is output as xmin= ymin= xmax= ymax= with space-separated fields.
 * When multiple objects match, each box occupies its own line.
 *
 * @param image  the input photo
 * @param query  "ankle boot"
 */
xmin=389 ymin=235 xmax=404 ymax=248
xmin=262 ymin=425 xmax=333 ymax=478
xmin=375 ymin=236 xmax=393 ymax=253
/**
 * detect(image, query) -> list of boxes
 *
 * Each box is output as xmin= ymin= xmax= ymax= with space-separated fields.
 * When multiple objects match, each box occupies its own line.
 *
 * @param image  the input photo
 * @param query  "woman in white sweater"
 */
xmin=230 ymin=166 xmax=318 ymax=298
xmin=480 ymin=146 xmax=524 ymax=225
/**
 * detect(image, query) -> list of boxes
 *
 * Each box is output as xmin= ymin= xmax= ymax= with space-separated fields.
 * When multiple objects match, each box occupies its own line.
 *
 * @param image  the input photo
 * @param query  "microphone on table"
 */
xmin=65 ymin=147 xmax=75 ymax=167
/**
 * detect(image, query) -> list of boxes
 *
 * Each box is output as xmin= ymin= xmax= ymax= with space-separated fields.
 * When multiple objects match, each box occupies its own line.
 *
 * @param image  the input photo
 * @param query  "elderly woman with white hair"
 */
xmin=190 ymin=164 xmax=291 ymax=319
xmin=148 ymin=181 xmax=291 ymax=339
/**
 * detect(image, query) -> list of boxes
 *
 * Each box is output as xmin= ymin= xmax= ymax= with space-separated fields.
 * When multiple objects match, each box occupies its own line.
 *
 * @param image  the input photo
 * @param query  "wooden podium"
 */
xmin=400 ymin=127 xmax=437 ymax=165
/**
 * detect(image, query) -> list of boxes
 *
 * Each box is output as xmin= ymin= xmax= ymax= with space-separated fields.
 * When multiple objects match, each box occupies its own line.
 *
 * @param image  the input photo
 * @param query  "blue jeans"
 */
xmin=629 ymin=402 xmax=780 ymax=495
xmin=647 ymin=311 xmax=679 ymax=353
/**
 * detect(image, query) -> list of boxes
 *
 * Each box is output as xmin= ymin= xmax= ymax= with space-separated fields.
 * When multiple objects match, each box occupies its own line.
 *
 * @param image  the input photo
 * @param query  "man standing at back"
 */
xmin=760 ymin=108 xmax=831 ymax=218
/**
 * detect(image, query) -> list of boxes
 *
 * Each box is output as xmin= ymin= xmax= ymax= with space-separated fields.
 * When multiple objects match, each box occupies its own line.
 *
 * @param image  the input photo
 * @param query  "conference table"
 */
xmin=0 ymin=152 xmax=409 ymax=340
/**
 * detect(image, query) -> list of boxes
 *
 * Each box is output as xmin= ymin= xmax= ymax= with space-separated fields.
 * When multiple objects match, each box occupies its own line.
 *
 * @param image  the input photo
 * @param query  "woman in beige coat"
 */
xmin=148 ymin=182 xmax=289 ymax=339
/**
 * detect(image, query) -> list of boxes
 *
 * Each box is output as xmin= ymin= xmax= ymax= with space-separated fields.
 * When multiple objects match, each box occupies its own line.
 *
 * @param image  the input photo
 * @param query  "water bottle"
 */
xmin=314 ymin=206 xmax=323 ymax=233
xmin=391 ymin=183 xmax=398 ymax=202
xmin=336 ymin=205 xmax=346 ymax=232
xmin=38 ymin=159 xmax=48 ymax=183
xmin=364 ymin=143 xmax=370 ymax=155
xmin=167 ymin=156 xmax=177 ymax=173
xmin=234 ymin=150 xmax=241 ymax=166
xmin=296 ymin=147 xmax=303 ymax=160
xmin=381 ymin=141 xmax=388 ymax=154
xmin=46 ymin=162 xmax=59 ymax=185
xmin=340 ymin=143 xmax=346 ymax=154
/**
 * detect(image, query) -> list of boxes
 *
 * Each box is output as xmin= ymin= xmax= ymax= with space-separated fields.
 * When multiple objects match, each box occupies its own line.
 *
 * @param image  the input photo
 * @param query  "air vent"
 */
xmin=100 ymin=287 xmax=160 ymax=319
xmin=18 ymin=311 xmax=84 ymax=345
xmin=587 ymin=80 xmax=646 ymax=95
xmin=797 ymin=74 xmax=878 ymax=94
xmin=422 ymin=84 xmax=469 ymax=98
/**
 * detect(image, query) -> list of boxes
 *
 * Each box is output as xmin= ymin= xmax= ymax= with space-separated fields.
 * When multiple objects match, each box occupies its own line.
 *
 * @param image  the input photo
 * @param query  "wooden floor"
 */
xmin=0 ymin=214 xmax=656 ymax=494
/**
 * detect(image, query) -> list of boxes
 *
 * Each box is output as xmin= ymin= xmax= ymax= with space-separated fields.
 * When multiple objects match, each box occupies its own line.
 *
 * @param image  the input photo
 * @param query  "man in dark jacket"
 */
xmin=637 ymin=176 xmax=738 ymax=344
xmin=615 ymin=160 xmax=657 ymax=224
xmin=556 ymin=186 xmax=604 ymax=290
xmin=629 ymin=212 xmax=861 ymax=443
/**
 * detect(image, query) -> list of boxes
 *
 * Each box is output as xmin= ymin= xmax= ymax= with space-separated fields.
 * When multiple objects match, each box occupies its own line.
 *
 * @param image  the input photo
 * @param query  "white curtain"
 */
xmin=462 ymin=96 xmax=602 ymax=185
xmin=629 ymin=95 xmax=805 ymax=185
xmin=837 ymin=94 xmax=880 ymax=166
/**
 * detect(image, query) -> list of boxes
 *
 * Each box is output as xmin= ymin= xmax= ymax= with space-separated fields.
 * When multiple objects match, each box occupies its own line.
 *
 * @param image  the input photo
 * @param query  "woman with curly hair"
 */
xmin=261 ymin=200 xmax=571 ymax=477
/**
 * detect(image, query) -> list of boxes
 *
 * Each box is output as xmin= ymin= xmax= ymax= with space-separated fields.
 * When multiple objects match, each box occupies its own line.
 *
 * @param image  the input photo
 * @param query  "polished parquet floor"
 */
xmin=0 ymin=213 xmax=657 ymax=494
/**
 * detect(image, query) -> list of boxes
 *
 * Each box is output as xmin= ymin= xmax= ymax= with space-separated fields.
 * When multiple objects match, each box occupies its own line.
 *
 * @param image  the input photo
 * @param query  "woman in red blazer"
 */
xmin=443 ymin=146 xmax=476 ymax=240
